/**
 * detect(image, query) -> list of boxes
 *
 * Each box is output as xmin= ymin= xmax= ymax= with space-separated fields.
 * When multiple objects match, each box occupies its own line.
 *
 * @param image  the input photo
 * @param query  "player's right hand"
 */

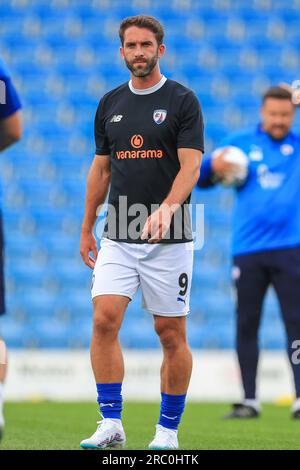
xmin=80 ymin=230 xmax=98 ymax=269
xmin=211 ymin=148 xmax=239 ymax=178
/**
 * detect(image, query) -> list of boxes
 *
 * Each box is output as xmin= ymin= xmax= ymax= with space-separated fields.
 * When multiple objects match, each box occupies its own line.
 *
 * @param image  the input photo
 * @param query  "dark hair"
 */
xmin=119 ymin=15 xmax=164 ymax=46
xmin=262 ymin=86 xmax=292 ymax=103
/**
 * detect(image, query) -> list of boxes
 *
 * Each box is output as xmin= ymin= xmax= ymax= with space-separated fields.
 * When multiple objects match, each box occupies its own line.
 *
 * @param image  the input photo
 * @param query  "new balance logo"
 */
xmin=162 ymin=414 xmax=178 ymax=420
xmin=110 ymin=115 xmax=123 ymax=122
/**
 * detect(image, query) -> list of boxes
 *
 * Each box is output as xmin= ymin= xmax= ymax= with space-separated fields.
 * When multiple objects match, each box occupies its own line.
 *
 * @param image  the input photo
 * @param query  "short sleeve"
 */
xmin=94 ymin=98 xmax=110 ymax=156
xmin=0 ymin=75 xmax=22 ymax=120
xmin=177 ymin=91 xmax=204 ymax=152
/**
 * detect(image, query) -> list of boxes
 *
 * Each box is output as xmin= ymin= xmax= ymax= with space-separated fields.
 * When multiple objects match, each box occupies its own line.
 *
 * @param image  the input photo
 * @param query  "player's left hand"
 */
xmin=141 ymin=204 xmax=174 ymax=243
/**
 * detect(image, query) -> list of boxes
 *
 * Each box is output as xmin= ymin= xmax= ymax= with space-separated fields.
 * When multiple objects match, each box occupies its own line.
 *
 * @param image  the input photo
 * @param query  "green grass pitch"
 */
xmin=1 ymin=402 xmax=300 ymax=450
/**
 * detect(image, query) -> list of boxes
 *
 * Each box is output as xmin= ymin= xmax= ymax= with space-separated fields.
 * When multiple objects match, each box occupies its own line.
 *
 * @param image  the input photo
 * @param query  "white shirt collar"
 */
xmin=128 ymin=75 xmax=167 ymax=95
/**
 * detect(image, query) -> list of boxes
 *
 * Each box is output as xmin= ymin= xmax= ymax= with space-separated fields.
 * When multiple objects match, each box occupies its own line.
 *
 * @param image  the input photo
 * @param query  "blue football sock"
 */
xmin=158 ymin=392 xmax=186 ymax=430
xmin=96 ymin=383 xmax=122 ymax=419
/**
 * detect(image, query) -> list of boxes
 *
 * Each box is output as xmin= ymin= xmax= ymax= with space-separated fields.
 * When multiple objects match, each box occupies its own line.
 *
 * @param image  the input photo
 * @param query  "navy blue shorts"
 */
xmin=0 ymin=213 xmax=5 ymax=315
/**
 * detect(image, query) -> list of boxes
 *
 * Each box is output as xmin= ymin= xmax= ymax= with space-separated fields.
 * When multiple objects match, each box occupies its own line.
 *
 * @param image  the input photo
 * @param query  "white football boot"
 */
xmin=148 ymin=424 xmax=179 ymax=450
xmin=80 ymin=418 xmax=126 ymax=450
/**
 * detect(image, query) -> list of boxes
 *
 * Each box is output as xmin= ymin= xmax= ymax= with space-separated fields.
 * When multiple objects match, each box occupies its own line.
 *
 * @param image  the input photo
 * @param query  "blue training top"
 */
xmin=197 ymin=125 xmax=300 ymax=256
xmin=0 ymin=58 xmax=22 ymax=207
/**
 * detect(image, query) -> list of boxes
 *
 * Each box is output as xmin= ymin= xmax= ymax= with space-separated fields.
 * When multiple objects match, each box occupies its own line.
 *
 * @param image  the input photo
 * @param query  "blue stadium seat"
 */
xmin=260 ymin=321 xmax=286 ymax=350
xmin=120 ymin=320 xmax=160 ymax=349
xmin=0 ymin=317 xmax=30 ymax=348
xmin=1 ymin=0 xmax=298 ymax=349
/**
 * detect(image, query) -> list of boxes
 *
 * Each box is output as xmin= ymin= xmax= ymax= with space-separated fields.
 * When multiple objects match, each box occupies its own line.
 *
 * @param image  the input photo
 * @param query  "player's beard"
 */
xmin=125 ymin=54 xmax=158 ymax=78
xmin=269 ymin=125 xmax=289 ymax=140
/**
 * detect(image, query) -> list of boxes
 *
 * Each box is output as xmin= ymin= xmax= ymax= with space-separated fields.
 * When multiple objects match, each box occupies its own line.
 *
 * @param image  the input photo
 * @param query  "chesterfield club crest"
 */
xmin=153 ymin=109 xmax=167 ymax=124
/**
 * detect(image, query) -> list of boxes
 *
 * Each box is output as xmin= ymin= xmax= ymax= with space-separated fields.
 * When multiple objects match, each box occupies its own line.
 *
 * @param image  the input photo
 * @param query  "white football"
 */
xmin=212 ymin=145 xmax=249 ymax=187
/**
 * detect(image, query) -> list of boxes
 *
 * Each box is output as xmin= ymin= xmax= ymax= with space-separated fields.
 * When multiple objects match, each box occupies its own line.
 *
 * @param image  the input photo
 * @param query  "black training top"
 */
xmin=94 ymin=77 xmax=204 ymax=243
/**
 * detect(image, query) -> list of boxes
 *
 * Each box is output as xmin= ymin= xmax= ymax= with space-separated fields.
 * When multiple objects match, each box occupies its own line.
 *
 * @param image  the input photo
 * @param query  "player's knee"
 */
xmin=93 ymin=309 xmax=120 ymax=337
xmin=156 ymin=326 xmax=183 ymax=351
xmin=237 ymin=319 xmax=259 ymax=340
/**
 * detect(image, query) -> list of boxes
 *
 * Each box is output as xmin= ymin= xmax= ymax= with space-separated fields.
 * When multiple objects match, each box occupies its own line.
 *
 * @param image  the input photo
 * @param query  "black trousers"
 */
xmin=233 ymin=246 xmax=300 ymax=399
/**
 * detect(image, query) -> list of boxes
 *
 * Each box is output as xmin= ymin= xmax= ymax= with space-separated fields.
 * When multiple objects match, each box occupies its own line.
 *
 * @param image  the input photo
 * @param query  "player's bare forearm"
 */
xmin=80 ymin=155 xmax=111 ymax=268
xmin=81 ymin=155 xmax=111 ymax=233
xmin=163 ymin=148 xmax=202 ymax=211
xmin=0 ymin=111 xmax=22 ymax=151
xmin=141 ymin=148 xmax=202 ymax=242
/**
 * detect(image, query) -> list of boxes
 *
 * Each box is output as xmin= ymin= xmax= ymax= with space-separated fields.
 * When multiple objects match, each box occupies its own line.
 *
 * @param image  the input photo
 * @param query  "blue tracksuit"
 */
xmin=198 ymin=125 xmax=300 ymax=256
xmin=197 ymin=125 xmax=300 ymax=400
xmin=0 ymin=58 xmax=22 ymax=206
xmin=0 ymin=58 xmax=21 ymax=315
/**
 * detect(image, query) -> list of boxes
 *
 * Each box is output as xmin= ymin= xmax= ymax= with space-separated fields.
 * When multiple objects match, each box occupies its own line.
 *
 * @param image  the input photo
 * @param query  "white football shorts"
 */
xmin=91 ymin=237 xmax=194 ymax=317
